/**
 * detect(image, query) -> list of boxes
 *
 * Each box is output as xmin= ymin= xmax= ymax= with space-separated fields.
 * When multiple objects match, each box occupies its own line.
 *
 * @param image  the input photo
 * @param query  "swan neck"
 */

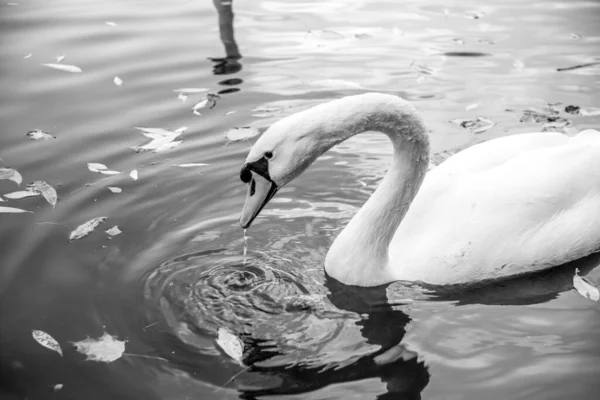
xmin=324 ymin=96 xmax=429 ymax=285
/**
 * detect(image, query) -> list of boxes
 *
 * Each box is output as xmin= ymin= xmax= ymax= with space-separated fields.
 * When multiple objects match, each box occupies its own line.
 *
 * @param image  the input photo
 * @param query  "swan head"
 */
xmin=239 ymin=110 xmax=328 ymax=228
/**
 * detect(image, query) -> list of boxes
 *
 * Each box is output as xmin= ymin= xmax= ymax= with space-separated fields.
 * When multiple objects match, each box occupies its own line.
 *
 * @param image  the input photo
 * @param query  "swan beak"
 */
xmin=240 ymin=171 xmax=278 ymax=228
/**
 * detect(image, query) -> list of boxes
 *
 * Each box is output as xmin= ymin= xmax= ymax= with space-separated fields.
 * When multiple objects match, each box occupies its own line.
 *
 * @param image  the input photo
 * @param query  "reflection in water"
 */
xmin=211 ymin=0 xmax=243 ymax=94
xmin=236 ymin=278 xmax=429 ymax=399
xmin=427 ymin=251 xmax=600 ymax=306
xmin=140 ymin=251 xmax=429 ymax=398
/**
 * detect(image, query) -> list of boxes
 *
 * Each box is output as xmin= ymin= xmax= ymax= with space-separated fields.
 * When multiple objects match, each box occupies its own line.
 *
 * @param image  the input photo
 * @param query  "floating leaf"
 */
xmin=55 ymin=55 xmax=65 ymax=63
xmin=26 ymin=129 xmax=55 ymax=140
xmin=542 ymin=119 xmax=572 ymax=133
xmin=105 ymin=226 xmax=122 ymax=236
xmin=73 ymin=332 xmax=125 ymax=363
xmin=4 ymin=190 xmax=39 ymax=199
xmin=42 ymin=63 xmax=82 ymax=73
xmin=565 ymin=105 xmax=600 ymax=116
xmin=98 ymin=170 xmax=120 ymax=175
xmin=130 ymin=170 xmax=138 ymax=181
xmin=0 ymin=206 xmax=32 ymax=213
xmin=27 ymin=181 xmax=57 ymax=208
xmin=87 ymin=163 xmax=107 ymax=172
xmin=108 ymin=187 xmax=122 ymax=193
xmin=114 ymin=76 xmax=123 ymax=86
xmin=32 ymin=330 xmax=63 ymax=356
xmin=216 ymin=328 xmax=244 ymax=365
xmin=449 ymin=116 xmax=495 ymax=134
xmin=174 ymin=163 xmax=209 ymax=168
xmin=0 ymin=168 xmax=23 ymax=185
xmin=192 ymin=99 xmax=208 ymax=111
xmin=173 ymin=88 xmax=209 ymax=94
xmin=471 ymin=117 xmax=496 ymax=134
xmin=573 ymin=269 xmax=600 ymax=301
xmin=192 ymin=93 xmax=220 ymax=115
xmin=154 ymin=141 xmax=182 ymax=152
xmin=69 ymin=217 xmax=107 ymax=241
xmin=225 ymin=127 xmax=260 ymax=142
xmin=133 ymin=127 xmax=183 ymax=152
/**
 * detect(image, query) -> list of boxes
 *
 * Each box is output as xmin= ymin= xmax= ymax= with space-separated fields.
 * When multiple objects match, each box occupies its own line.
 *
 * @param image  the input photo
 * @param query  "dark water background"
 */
xmin=1 ymin=0 xmax=600 ymax=399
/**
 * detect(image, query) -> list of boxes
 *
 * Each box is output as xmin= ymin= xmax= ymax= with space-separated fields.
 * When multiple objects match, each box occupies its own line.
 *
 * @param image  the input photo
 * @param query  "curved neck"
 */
xmin=322 ymin=95 xmax=430 ymax=286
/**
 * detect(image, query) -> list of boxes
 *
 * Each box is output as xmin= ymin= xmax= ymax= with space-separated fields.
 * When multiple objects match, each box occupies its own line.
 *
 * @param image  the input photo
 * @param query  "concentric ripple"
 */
xmin=141 ymin=248 xmax=369 ymax=369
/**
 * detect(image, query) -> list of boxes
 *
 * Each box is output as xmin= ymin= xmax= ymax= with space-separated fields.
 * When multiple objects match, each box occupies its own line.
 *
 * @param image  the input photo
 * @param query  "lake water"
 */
xmin=1 ymin=0 xmax=600 ymax=399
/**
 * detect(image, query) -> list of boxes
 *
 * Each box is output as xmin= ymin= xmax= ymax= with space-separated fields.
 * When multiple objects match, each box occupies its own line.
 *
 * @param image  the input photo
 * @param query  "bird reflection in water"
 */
xmin=211 ymin=0 xmax=243 ymax=95
xmin=232 ymin=276 xmax=430 ymax=399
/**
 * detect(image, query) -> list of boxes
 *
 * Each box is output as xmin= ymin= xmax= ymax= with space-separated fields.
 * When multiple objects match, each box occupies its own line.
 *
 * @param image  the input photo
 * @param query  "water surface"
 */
xmin=1 ymin=0 xmax=600 ymax=399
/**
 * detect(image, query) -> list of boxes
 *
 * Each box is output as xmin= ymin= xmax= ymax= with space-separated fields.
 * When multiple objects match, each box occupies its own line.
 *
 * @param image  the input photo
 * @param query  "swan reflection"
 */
xmin=231 ymin=276 xmax=430 ymax=398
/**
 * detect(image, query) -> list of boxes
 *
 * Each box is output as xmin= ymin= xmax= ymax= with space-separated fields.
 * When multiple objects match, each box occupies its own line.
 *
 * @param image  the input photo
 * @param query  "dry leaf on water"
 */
xmin=88 ymin=163 xmax=119 ymax=175
xmin=27 ymin=181 xmax=57 ymax=208
xmin=174 ymin=163 xmax=209 ymax=168
xmin=3 ymin=191 xmax=40 ymax=199
xmin=192 ymin=93 xmax=221 ymax=115
xmin=106 ymin=226 xmax=122 ymax=236
xmin=564 ymin=105 xmax=600 ymax=116
xmin=32 ymin=330 xmax=63 ymax=356
xmin=42 ymin=63 xmax=82 ymax=73
xmin=73 ymin=332 xmax=125 ymax=363
xmin=131 ymin=127 xmax=184 ymax=152
xmin=0 ymin=206 xmax=32 ymax=213
xmin=449 ymin=117 xmax=496 ymax=134
xmin=216 ymin=327 xmax=244 ymax=366
xmin=155 ymin=141 xmax=182 ymax=152
xmin=573 ymin=269 xmax=600 ymax=301
xmin=0 ymin=168 xmax=23 ymax=185
xmin=26 ymin=129 xmax=55 ymax=140
xmin=130 ymin=170 xmax=138 ymax=181
xmin=69 ymin=217 xmax=107 ymax=241
xmin=108 ymin=187 xmax=122 ymax=193
xmin=225 ymin=127 xmax=260 ymax=142
xmin=87 ymin=163 xmax=107 ymax=172
xmin=174 ymin=88 xmax=209 ymax=94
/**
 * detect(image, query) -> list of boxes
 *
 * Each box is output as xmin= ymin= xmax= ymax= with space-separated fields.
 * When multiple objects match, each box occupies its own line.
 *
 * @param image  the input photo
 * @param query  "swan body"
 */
xmin=239 ymin=93 xmax=600 ymax=286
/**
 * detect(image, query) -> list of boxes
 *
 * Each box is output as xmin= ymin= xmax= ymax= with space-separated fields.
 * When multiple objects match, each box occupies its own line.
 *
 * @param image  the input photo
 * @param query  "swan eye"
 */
xmin=264 ymin=151 xmax=273 ymax=160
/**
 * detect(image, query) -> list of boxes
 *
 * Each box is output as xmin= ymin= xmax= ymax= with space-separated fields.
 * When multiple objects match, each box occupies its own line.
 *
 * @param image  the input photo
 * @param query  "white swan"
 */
xmin=239 ymin=93 xmax=600 ymax=286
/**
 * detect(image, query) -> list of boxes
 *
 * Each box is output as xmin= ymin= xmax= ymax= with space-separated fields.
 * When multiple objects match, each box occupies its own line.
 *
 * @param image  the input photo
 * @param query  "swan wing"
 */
xmin=390 ymin=130 xmax=600 ymax=285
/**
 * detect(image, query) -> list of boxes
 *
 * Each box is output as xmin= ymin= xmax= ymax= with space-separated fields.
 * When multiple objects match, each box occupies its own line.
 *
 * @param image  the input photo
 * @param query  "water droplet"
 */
xmin=242 ymin=229 xmax=248 ymax=265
